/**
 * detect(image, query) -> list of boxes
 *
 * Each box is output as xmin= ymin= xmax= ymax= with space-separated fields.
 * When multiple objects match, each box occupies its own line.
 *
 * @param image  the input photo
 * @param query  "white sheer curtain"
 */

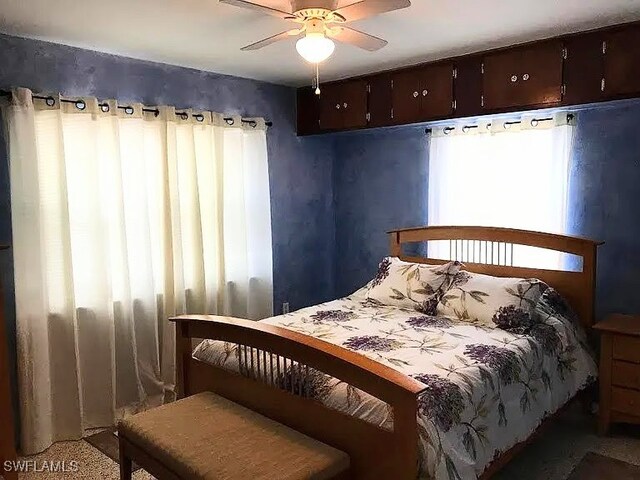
xmin=2 ymin=88 xmax=273 ymax=454
xmin=428 ymin=114 xmax=575 ymax=269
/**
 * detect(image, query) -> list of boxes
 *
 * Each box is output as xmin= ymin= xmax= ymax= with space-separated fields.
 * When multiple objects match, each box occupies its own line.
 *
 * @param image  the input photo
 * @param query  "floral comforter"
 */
xmin=193 ymin=288 xmax=596 ymax=480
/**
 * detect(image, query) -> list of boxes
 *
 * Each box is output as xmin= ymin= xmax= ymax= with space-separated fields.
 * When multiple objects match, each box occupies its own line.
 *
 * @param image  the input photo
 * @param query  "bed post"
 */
xmin=390 ymin=231 xmax=401 ymax=256
xmin=394 ymin=394 xmax=420 ymax=478
xmin=175 ymin=321 xmax=191 ymax=399
xmin=581 ymin=243 xmax=599 ymax=328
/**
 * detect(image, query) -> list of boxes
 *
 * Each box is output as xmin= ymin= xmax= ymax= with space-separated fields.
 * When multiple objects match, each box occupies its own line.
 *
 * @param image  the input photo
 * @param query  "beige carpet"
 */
xmin=566 ymin=452 xmax=640 ymax=480
xmin=494 ymin=404 xmax=640 ymax=480
xmin=18 ymin=440 xmax=151 ymax=480
xmin=17 ymin=404 xmax=640 ymax=479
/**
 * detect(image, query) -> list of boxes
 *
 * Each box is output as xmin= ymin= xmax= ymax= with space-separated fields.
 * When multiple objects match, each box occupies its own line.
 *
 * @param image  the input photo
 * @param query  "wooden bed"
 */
xmin=171 ymin=226 xmax=603 ymax=480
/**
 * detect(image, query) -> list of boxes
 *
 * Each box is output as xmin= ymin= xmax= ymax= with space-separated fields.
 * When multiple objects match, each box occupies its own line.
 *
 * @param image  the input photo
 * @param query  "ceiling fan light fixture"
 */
xmin=296 ymin=32 xmax=335 ymax=63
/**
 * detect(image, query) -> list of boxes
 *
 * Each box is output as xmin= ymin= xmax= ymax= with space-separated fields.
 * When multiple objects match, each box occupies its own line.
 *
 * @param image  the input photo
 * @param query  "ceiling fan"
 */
xmin=220 ymin=0 xmax=411 ymax=63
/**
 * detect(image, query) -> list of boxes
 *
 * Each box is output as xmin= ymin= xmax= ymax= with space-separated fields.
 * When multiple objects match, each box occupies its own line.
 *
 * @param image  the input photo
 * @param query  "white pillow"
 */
xmin=366 ymin=257 xmax=461 ymax=314
xmin=437 ymin=270 xmax=548 ymax=327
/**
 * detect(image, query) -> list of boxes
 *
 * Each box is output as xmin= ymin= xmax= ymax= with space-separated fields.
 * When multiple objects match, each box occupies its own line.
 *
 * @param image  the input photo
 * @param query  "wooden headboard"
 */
xmin=388 ymin=226 xmax=603 ymax=329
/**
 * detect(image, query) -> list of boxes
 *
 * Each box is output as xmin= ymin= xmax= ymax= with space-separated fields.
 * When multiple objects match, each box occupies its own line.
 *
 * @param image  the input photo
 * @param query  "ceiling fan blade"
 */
xmin=334 ymin=0 xmax=411 ymax=22
xmin=219 ymin=0 xmax=293 ymax=19
xmin=327 ymin=26 xmax=387 ymax=51
xmin=241 ymin=29 xmax=301 ymax=50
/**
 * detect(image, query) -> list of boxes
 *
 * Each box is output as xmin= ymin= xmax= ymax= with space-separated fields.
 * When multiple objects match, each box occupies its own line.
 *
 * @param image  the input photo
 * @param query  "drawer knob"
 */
xmin=343 ymin=102 xmax=348 ymax=108
xmin=336 ymin=104 xmax=341 ymax=110
xmin=413 ymin=91 xmax=419 ymax=98
xmin=422 ymin=89 xmax=428 ymax=96
xmin=511 ymin=75 xmax=518 ymax=82
xmin=522 ymin=73 xmax=530 ymax=81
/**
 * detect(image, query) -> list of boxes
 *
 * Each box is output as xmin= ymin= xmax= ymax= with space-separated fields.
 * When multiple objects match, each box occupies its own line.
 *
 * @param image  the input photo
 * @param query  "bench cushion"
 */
xmin=118 ymin=392 xmax=350 ymax=480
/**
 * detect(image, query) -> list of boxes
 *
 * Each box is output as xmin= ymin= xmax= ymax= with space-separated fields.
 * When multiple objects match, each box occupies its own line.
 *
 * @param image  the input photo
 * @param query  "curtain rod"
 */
xmin=424 ymin=113 xmax=574 ymax=135
xmin=0 ymin=89 xmax=273 ymax=128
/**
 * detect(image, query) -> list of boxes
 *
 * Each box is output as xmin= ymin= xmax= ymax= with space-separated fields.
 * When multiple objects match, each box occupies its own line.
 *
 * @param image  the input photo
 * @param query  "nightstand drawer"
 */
xmin=613 ymin=335 xmax=640 ymax=363
xmin=611 ymin=387 xmax=640 ymax=416
xmin=612 ymin=361 xmax=640 ymax=390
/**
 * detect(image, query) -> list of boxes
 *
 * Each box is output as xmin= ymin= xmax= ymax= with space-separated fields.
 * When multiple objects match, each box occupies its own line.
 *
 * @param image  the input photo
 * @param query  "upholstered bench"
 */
xmin=118 ymin=392 xmax=351 ymax=480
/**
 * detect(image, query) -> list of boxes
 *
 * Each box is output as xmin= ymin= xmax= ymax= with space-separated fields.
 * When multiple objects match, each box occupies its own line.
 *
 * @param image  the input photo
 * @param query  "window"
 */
xmin=427 ymin=114 xmax=575 ymax=269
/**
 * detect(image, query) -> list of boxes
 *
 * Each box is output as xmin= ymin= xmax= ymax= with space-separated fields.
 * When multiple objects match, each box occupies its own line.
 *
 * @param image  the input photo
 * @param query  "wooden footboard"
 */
xmin=170 ymin=315 xmax=426 ymax=480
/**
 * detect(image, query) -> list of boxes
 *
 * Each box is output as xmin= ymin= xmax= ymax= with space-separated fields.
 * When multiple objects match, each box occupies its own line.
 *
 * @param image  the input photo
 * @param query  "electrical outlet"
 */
xmin=282 ymin=302 xmax=290 ymax=314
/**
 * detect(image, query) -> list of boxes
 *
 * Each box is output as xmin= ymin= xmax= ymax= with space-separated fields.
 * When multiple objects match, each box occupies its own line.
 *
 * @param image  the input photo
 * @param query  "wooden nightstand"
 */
xmin=594 ymin=314 xmax=640 ymax=435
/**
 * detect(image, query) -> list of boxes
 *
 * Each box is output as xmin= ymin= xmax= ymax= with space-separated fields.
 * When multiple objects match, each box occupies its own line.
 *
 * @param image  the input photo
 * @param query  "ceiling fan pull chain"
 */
xmin=315 ymin=62 xmax=321 ymax=95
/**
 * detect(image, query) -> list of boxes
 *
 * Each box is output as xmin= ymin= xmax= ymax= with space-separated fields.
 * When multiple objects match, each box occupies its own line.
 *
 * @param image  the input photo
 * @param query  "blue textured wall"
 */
xmin=331 ymin=101 xmax=640 ymax=319
xmin=0 ymin=33 xmax=335 ymax=442
xmin=332 ymin=125 xmax=429 ymax=296
xmin=568 ymin=101 xmax=640 ymax=317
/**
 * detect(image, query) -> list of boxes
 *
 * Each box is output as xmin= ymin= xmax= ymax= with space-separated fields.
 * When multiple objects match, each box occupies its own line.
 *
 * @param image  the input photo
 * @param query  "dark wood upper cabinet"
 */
xmin=483 ymin=40 xmax=563 ymax=110
xmin=391 ymin=68 xmax=422 ymax=124
xmin=420 ymin=63 xmax=455 ymax=119
xmin=563 ymin=33 xmax=604 ymax=105
xmin=455 ymin=56 xmax=483 ymax=117
xmin=296 ymin=87 xmax=320 ymax=135
xmin=368 ymin=73 xmax=392 ymax=127
xmin=392 ymin=63 xmax=453 ymax=124
xmin=319 ymin=79 xmax=367 ymax=130
xmin=603 ymin=24 xmax=640 ymax=97
xmin=341 ymin=79 xmax=368 ymax=129
xmin=319 ymin=82 xmax=342 ymax=130
xmin=296 ymin=21 xmax=640 ymax=135
xmin=482 ymin=47 xmax=520 ymax=110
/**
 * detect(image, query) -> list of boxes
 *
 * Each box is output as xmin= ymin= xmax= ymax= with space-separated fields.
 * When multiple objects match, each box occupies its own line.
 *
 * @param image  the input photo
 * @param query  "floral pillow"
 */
xmin=494 ymin=287 xmax=585 ymax=357
xmin=366 ymin=257 xmax=461 ymax=314
xmin=437 ymin=270 xmax=548 ymax=328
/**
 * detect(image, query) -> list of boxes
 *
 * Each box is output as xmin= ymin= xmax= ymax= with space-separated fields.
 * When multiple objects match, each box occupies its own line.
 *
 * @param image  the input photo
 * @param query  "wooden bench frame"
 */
xmin=167 ymin=226 xmax=602 ymax=479
xmin=119 ymin=435 xmax=181 ymax=480
xmin=119 ymin=430 xmax=352 ymax=480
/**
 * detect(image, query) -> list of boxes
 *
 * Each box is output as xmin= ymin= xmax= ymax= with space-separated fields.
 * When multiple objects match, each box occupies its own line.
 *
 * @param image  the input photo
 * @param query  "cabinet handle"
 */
xmin=522 ymin=73 xmax=530 ymax=81
xmin=413 ymin=91 xmax=419 ymax=98
xmin=344 ymin=102 xmax=348 ymax=109
xmin=336 ymin=104 xmax=341 ymax=110
xmin=422 ymin=90 xmax=428 ymax=96
xmin=510 ymin=75 xmax=518 ymax=83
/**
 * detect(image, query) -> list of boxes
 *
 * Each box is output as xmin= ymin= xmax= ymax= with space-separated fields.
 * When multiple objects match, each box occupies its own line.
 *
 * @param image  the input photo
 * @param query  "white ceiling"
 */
xmin=1 ymin=0 xmax=640 ymax=86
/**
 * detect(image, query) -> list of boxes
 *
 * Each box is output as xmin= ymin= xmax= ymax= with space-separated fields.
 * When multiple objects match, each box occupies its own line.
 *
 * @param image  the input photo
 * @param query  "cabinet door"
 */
xmin=319 ymin=83 xmax=342 ymax=130
xmin=419 ymin=62 xmax=454 ymax=119
xmin=517 ymin=41 xmax=563 ymax=106
xmin=341 ymin=79 xmax=368 ymax=129
xmin=483 ymin=41 xmax=563 ymax=109
xmin=482 ymin=48 xmax=523 ymax=109
xmin=563 ymin=33 xmax=604 ymax=105
xmin=604 ymin=25 xmax=640 ymax=97
xmin=391 ymin=69 xmax=422 ymax=124
xmin=296 ymin=87 xmax=320 ymax=135
xmin=368 ymin=73 xmax=392 ymax=127
xmin=455 ymin=56 xmax=483 ymax=117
